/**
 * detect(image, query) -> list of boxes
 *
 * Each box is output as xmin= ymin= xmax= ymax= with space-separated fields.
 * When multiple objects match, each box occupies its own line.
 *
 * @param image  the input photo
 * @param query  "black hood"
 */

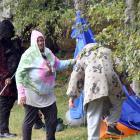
xmin=0 ymin=20 xmax=15 ymax=40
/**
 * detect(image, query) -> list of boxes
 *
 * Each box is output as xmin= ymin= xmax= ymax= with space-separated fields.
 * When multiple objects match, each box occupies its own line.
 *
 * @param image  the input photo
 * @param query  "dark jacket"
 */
xmin=0 ymin=38 xmax=21 ymax=96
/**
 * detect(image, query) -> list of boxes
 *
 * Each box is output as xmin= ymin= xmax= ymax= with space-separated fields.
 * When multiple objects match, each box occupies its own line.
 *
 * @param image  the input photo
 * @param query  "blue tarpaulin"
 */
xmin=71 ymin=10 xmax=96 ymax=58
xmin=69 ymin=10 xmax=96 ymax=119
xmin=119 ymin=85 xmax=140 ymax=130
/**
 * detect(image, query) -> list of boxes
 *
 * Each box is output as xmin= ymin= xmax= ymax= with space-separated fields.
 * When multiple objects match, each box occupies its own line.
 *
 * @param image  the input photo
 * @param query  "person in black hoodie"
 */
xmin=0 ymin=19 xmax=21 ymax=138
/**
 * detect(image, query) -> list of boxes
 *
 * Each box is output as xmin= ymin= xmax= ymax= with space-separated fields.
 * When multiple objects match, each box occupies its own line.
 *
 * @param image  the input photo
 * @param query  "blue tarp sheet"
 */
xmin=119 ymin=86 xmax=140 ymax=130
xmin=71 ymin=10 xmax=96 ymax=58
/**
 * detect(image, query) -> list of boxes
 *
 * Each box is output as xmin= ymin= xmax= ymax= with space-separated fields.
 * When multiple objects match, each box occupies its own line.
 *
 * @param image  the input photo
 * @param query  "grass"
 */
xmin=3 ymin=74 xmax=140 ymax=140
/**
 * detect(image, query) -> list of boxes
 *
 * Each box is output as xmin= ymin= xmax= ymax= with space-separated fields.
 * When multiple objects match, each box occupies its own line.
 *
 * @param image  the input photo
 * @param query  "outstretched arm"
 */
xmin=56 ymin=59 xmax=76 ymax=71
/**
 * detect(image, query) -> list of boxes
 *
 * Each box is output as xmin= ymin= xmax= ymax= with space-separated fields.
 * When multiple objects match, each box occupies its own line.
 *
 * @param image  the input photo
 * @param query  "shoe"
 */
xmin=0 ymin=133 xmax=4 ymax=138
xmin=0 ymin=132 xmax=17 ymax=138
xmin=107 ymin=126 xmax=124 ymax=136
xmin=56 ymin=123 xmax=64 ymax=132
xmin=56 ymin=118 xmax=64 ymax=132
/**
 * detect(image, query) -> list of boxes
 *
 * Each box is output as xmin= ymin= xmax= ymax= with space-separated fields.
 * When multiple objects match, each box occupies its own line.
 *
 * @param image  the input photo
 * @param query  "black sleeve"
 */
xmin=6 ymin=38 xmax=22 ymax=78
xmin=6 ymin=49 xmax=20 ymax=78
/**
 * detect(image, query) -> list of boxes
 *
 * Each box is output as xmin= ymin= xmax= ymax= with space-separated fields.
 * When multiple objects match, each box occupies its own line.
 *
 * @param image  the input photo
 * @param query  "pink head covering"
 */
xmin=30 ymin=30 xmax=45 ymax=47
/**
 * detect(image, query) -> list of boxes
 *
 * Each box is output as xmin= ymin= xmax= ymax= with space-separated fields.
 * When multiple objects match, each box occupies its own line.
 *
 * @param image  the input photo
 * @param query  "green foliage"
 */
xmin=12 ymin=0 xmax=74 ymax=41
xmin=86 ymin=1 xmax=140 ymax=81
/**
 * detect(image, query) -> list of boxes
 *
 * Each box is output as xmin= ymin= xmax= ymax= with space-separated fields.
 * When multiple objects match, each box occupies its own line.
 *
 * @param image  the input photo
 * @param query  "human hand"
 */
xmin=19 ymin=96 xmax=26 ymax=106
xmin=68 ymin=97 xmax=76 ymax=108
xmin=5 ymin=78 xmax=12 ymax=85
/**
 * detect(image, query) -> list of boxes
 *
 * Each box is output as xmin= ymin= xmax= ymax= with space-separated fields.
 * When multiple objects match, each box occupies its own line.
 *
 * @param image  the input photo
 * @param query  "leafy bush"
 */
xmin=13 ymin=0 xmax=74 ymax=41
xmin=86 ymin=1 xmax=140 ymax=81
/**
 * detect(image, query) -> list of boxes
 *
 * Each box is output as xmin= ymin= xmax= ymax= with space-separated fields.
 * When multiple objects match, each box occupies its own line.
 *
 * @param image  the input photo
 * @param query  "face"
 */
xmin=37 ymin=36 xmax=45 ymax=52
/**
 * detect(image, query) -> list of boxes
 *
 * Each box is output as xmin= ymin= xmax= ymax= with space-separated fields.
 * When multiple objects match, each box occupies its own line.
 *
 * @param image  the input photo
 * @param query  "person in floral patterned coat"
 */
xmin=67 ymin=43 xmax=125 ymax=140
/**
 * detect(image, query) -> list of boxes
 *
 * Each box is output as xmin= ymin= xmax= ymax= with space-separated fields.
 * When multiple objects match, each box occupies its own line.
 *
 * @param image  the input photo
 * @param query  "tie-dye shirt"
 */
xmin=16 ymin=30 xmax=74 ymax=107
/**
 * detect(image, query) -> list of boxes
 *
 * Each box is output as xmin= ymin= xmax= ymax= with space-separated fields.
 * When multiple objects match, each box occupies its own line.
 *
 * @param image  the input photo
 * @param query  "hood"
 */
xmin=27 ymin=30 xmax=46 ymax=58
xmin=0 ymin=20 xmax=15 ymax=40
xmin=29 ymin=30 xmax=55 ymax=66
xmin=30 ymin=30 xmax=45 ymax=48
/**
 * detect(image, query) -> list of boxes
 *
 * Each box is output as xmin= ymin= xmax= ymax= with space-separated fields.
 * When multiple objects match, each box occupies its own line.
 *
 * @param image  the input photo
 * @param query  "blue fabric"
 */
xmin=119 ymin=85 xmax=140 ymax=130
xmin=70 ymin=93 xmax=84 ymax=119
xmin=71 ymin=10 xmax=96 ymax=58
xmin=69 ymin=10 xmax=96 ymax=119
xmin=57 ymin=60 xmax=72 ymax=71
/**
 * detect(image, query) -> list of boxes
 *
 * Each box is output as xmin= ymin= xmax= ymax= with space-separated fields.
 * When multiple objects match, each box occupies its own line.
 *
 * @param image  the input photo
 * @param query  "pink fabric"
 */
xmin=17 ymin=84 xmax=26 ymax=98
xmin=31 ymin=30 xmax=45 ymax=46
xmin=38 ymin=60 xmax=55 ymax=85
xmin=54 ymin=56 xmax=60 ymax=68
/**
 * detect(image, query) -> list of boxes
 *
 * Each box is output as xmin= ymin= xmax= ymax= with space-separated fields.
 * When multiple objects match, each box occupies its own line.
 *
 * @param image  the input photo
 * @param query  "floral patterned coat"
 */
xmin=66 ymin=43 xmax=122 ymax=107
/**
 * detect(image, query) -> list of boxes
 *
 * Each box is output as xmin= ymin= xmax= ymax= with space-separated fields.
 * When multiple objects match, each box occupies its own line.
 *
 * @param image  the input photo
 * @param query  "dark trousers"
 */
xmin=34 ymin=111 xmax=44 ymax=125
xmin=0 ymin=96 xmax=16 ymax=133
xmin=23 ymin=102 xmax=57 ymax=140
